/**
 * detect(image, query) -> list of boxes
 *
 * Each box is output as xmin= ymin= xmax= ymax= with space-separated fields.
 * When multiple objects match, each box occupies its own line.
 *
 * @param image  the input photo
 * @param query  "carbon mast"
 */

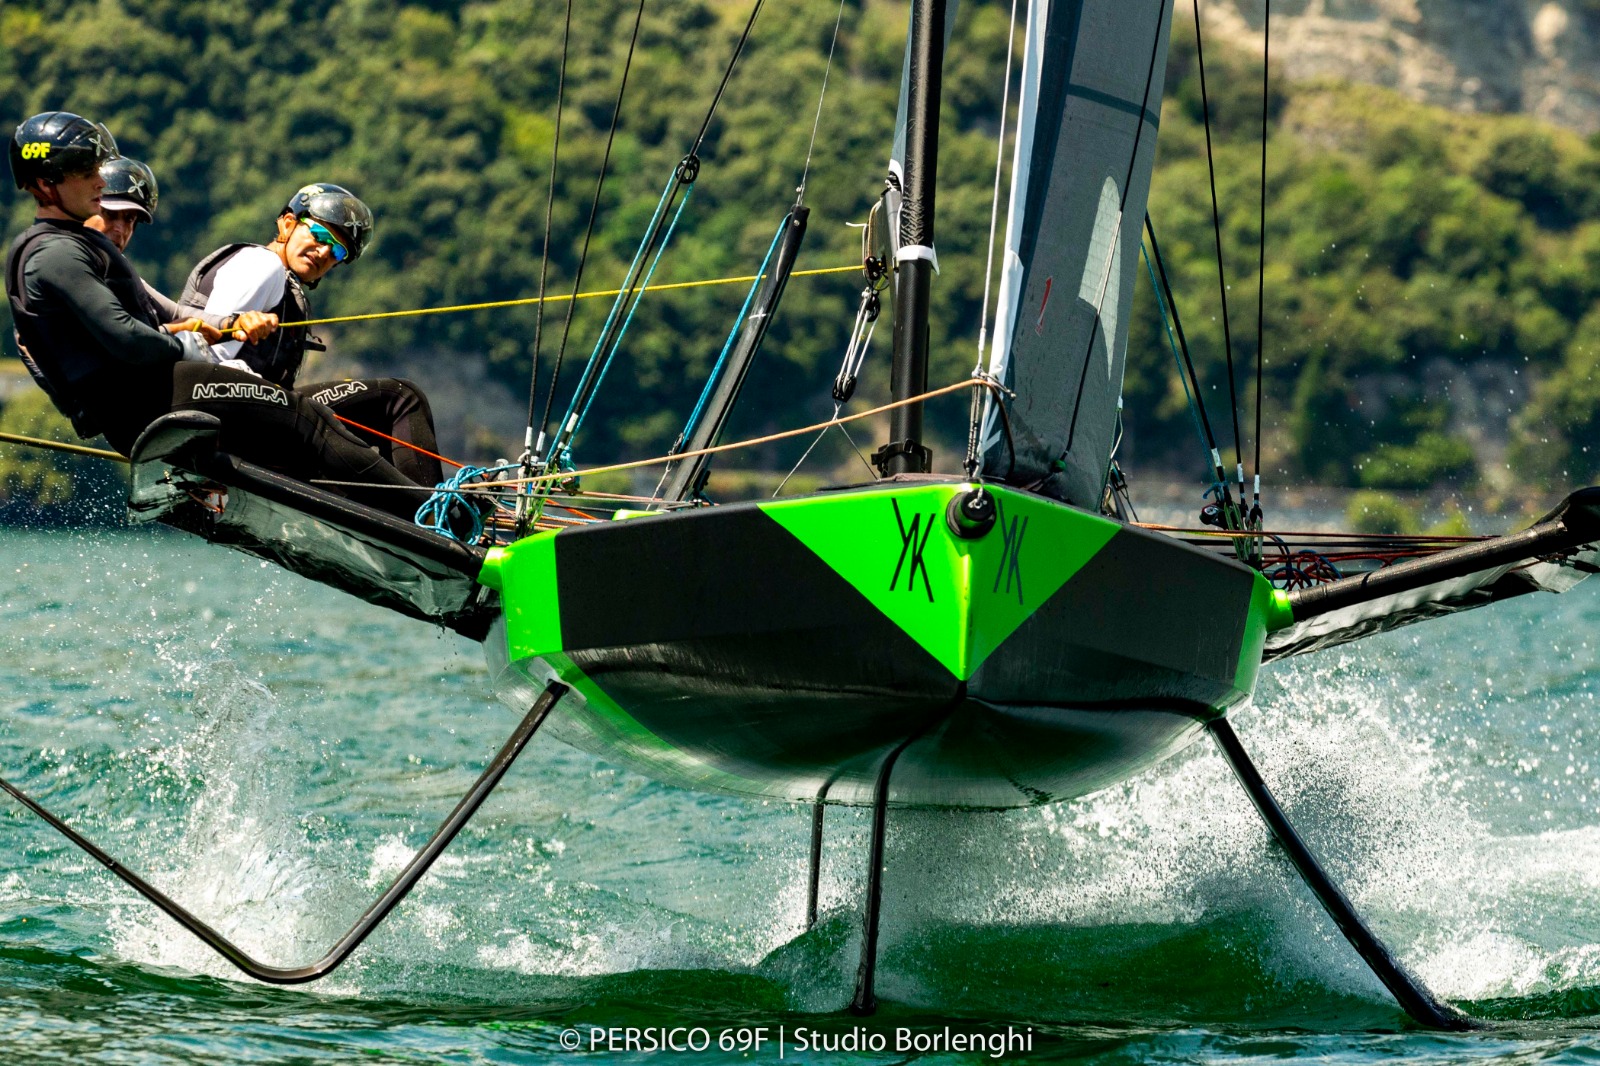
xmin=874 ymin=0 xmax=947 ymax=477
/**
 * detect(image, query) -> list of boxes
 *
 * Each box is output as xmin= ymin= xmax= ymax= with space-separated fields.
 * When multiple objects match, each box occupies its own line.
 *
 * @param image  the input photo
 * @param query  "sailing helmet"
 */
xmin=98 ymin=156 xmax=158 ymax=223
xmin=282 ymin=183 xmax=374 ymax=261
xmin=9 ymin=112 xmax=118 ymax=190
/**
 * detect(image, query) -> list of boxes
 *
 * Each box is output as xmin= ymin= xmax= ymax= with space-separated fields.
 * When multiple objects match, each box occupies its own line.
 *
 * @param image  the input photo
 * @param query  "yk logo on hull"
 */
xmin=993 ymin=500 xmax=1026 ymax=605
xmin=890 ymin=498 xmax=934 ymax=602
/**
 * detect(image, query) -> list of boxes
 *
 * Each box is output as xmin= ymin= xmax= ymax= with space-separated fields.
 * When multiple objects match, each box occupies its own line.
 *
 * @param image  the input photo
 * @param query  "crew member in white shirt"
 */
xmin=179 ymin=183 xmax=444 ymax=486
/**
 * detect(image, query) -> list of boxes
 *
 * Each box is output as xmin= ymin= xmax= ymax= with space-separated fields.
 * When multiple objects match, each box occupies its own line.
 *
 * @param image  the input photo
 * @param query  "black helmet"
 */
xmin=98 ymin=156 xmax=158 ymax=223
xmin=10 ymin=112 xmax=118 ymax=190
xmin=283 ymin=183 xmax=374 ymax=261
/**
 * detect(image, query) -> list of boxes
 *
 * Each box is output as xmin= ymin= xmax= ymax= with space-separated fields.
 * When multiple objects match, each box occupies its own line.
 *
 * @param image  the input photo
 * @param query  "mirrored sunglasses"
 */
xmin=301 ymin=219 xmax=349 ymax=263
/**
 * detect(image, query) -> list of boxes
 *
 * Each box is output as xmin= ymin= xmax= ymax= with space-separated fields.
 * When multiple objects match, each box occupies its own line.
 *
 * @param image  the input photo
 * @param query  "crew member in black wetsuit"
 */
xmin=179 ymin=184 xmax=445 ymax=486
xmin=84 ymin=155 xmax=279 ymax=345
xmin=3 ymin=112 xmax=431 ymax=520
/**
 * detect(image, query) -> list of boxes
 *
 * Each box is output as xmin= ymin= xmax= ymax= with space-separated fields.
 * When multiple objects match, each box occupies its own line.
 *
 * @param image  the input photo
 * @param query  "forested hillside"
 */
xmin=4 ymin=0 xmax=1600 ymax=520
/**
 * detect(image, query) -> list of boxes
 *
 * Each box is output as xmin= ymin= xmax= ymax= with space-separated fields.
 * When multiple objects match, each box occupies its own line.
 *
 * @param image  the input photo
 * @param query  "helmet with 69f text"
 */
xmin=9 ymin=112 xmax=118 ymax=190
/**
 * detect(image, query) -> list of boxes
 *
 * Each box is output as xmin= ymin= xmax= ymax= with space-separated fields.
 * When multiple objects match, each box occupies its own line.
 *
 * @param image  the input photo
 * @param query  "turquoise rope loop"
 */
xmin=416 ymin=462 xmax=520 ymax=543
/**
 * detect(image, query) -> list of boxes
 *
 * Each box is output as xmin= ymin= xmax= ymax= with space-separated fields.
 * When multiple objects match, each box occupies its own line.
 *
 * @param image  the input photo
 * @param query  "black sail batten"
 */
xmin=979 ymin=0 xmax=1176 ymax=507
xmin=660 ymin=207 xmax=808 ymax=502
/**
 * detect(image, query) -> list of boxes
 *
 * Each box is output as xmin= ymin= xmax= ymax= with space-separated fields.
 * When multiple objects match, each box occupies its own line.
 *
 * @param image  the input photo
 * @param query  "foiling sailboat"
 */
xmin=8 ymin=0 xmax=1600 ymax=1029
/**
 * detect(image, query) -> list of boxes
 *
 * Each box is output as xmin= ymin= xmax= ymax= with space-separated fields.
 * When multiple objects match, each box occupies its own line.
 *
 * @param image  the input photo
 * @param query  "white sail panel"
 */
xmin=1078 ymin=176 xmax=1123 ymax=375
xmin=982 ymin=0 xmax=1175 ymax=507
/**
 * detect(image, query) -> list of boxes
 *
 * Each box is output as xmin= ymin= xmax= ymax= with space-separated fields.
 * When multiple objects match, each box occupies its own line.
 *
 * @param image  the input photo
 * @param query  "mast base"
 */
xmin=871 ymin=439 xmax=932 ymax=477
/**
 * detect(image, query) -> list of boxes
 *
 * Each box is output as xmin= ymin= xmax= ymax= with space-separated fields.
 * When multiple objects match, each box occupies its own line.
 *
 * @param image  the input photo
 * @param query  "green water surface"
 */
xmin=2 ymin=527 xmax=1600 ymax=1063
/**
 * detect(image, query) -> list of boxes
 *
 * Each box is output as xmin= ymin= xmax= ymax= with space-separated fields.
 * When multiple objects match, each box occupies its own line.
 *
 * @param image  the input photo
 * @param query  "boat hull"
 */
xmin=481 ymin=482 xmax=1285 ymax=809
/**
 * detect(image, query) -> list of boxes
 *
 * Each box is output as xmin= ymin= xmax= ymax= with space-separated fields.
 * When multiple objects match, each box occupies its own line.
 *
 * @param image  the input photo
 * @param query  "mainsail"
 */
xmin=980 ymin=0 xmax=1175 ymax=507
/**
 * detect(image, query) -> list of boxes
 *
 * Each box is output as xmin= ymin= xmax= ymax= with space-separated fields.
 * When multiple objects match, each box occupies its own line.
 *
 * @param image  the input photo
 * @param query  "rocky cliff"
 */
xmin=1202 ymin=1 xmax=1600 ymax=134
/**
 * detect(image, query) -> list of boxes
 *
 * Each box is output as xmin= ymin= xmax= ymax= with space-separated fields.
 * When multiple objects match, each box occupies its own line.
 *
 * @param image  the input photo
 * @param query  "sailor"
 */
xmin=3 ymin=112 xmax=432 ymax=520
xmin=83 ymin=155 xmax=277 ymax=346
xmin=179 ymin=184 xmax=445 ymax=486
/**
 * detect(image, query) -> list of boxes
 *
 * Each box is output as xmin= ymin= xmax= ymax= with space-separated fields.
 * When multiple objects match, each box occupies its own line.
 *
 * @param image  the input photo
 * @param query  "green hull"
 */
xmin=480 ymin=481 xmax=1288 ymax=809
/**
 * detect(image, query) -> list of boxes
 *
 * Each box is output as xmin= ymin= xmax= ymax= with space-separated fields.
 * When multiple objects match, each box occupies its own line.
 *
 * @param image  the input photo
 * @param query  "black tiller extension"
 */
xmin=0 ymin=681 xmax=569 ymax=984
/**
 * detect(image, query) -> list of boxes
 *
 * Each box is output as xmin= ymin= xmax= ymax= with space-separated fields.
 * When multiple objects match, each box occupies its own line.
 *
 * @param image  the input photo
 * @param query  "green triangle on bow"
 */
xmin=762 ymin=484 xmax=1116 ymax=679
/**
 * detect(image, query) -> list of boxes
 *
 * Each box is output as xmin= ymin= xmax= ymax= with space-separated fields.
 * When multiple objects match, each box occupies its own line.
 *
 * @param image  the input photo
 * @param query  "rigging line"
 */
xmin=556 ymin=169 xmax=685 ymax=443
xmin=334 ymin=416 xmax=463 ymax=471
xmin=1192 ymin=0 xmax=1244 ymax=475
xmin=572 ymin=184 xmax=696 ymax=434
xmin=975 ymin=0 xmax=1020 ymax=372
xmin=678 ymin=216 xmax=787 ymax=443
xmin=524 ymin=0 xmax=573 ymax=453
xmin=315 ymin=378 xmax=1004 ymax=496
xmin=1062 ymin=0 xmax=1169 ymax=457
xmin=691 ymin=0 xmax=765 ymax=158
xmin=505 ymin=378 xmax=996 ymax=486
xmin=797 ymin=0 xmax=846 ymax=204
xmin=551 ymin=0 xmax=763 ymax=467
xmin=536 ymin=0 xmax=648 ymax=451
xmin=771 ymin=405 xmax=841 ymax=498
xmin=767 ymin=400 xmax=881 ymax=497
xmin=1144 ymin=214 xmax=1220 ymax=458
xmin=309 ymin=379 xmax=998 ymax=493
xmin=1141 ymin=239 xmax=1211 ymax=473
xmin=0 ymin=431 xmax=125 ymax=463
xmin=286 ymin=266 xmax=858 ymax=329
xmin=1139 ymin=522 xmax=1487 ymax=542
xmin=837 ymin=418 xmax=877 ymax=478
xmin=1254 ymin=0 xmax=1270 ymax=500
xmin=965 ymin=0 xmax=1022 ymax=477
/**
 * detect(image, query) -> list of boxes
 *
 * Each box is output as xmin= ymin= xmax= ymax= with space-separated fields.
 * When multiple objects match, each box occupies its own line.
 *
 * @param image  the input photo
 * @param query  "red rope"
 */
xmin=335 ymin=415 xmax=464 ymax=470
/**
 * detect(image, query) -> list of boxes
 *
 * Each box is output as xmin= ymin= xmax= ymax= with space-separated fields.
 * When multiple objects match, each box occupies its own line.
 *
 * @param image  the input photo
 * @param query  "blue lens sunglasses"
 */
xmin=301 ymin=219 xmax=349 ymax=263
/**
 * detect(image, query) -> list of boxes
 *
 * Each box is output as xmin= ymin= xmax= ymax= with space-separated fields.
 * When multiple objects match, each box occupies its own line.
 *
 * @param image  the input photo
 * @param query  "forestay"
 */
xmin=979 ymin=0 xmax=1175 ymax=507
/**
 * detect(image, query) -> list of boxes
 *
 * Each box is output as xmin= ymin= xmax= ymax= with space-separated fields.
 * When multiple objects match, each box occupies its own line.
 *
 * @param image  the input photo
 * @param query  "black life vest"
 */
xmin=4 ymin=220 xmax=162 ymax=437
xmin=178 ymin=243 xmax=324 ymax=388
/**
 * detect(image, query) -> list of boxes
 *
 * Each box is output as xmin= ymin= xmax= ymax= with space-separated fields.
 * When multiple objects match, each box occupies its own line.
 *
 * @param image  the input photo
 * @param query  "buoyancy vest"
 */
xmin=178 ymin=243 xmax=324 ymax=388
xmin=4 ymin=220 xmax=164 ymax=437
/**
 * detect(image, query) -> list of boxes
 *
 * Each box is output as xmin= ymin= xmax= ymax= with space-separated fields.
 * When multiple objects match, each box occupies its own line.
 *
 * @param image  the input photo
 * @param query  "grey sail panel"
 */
xmin=983 ymin=0 xmax=1174 ymax=507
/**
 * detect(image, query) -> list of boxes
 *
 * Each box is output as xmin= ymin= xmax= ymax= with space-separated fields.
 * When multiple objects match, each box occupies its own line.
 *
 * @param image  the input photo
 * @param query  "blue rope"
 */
xmin=679 ymin=216 xmax=787 ymax=444
xmin=1142 ymin=239 xmax=1212 ymax=480
xmin=558 ymin=170 xmax=681 ymax=437
xmin=575 ymin=184 xmax=696 ymax=431
xmin=415 ymin=462 xmax=520 ymax=543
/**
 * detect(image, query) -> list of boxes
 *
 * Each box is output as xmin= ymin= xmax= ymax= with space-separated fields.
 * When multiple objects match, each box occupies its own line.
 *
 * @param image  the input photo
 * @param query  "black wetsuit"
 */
xmin=179 ymin=244 xmax=444 ymax=486
xmin=3 ymin=218 xmax=432 ymax=520
xmin=296 ymin=377 xmax=442 ymax=486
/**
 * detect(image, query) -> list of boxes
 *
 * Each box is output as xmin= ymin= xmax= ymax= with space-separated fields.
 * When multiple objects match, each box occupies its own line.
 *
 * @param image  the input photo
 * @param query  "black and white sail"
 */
xmin=979 ymin=0 xmax=1175 ymax=507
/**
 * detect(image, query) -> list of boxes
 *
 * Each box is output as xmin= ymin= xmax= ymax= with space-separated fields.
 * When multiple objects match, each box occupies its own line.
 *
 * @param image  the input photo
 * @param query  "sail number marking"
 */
xmin=890 ymin=498 xmax=934 ymax=602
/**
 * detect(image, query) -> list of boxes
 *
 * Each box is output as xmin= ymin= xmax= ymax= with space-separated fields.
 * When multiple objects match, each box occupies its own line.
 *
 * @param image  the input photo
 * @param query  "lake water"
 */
xmin=2 ymin=525 xmax=1600 ymax=1063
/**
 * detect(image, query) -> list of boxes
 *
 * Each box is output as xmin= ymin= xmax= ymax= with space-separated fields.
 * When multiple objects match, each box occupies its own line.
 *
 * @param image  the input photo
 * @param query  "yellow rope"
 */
xmin=0 ymin=430 xmax=127 ymax=463
xmin=0 ymin=265 xmax=864 ymax=466
xmin=289 ymin=264 xmax=861 ymax=329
